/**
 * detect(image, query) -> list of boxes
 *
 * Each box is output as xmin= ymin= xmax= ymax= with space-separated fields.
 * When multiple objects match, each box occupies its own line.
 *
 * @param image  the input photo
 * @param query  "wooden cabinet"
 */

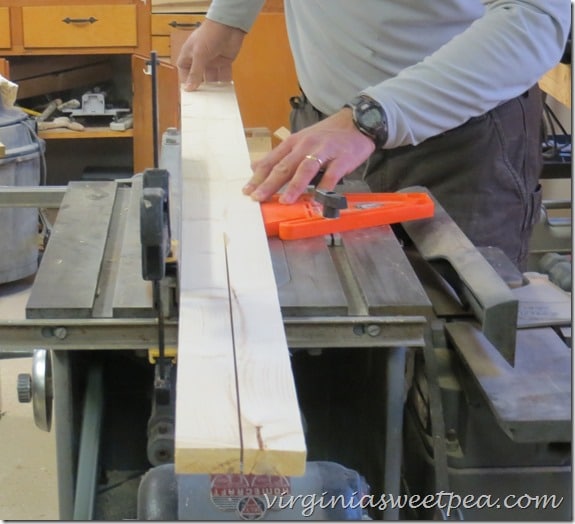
xmin=0 ymin=7 xmax=10 ymax=48
xmin=153 ymin=0 xmax=299 ymax=145
xmin=232 ymin=10 xmax=299 ymax=137
xmin=151 ymin=12 xmax=203 ymax=61
xmin=0 ymin=0 xmax=154 ymax=176
xmin=0 ymin=0 xmax=298 ymax=175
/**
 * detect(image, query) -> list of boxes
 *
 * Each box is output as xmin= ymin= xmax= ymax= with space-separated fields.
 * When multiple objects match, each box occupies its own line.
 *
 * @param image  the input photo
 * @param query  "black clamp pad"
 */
xmin=141 ymin=168 xmax=171 ymax=281
xmin=314 ymin=189 xmax=348 ymax=219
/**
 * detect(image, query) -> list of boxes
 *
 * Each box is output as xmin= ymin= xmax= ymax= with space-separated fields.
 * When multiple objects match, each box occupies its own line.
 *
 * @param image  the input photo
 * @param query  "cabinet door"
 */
xmin=0 ymin=7 xmax=10 ymax=49
xmin=132 ymin=54 xmax=180 ymax=173
xmin=233 ymin=12 xmax=299 ymax=137
xmin=152 ymin=13 xmax=204 ymax=60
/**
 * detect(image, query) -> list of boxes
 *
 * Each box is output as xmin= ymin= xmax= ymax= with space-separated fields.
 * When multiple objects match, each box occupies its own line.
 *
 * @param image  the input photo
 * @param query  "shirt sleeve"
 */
xmin=207 ymin=0 xmax=266 ymax=33
xmin=363 ymin=0 xmax=571 ymax=149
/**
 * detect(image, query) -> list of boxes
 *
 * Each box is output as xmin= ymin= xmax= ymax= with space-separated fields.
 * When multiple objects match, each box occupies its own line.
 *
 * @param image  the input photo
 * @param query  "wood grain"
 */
xmin=175 ymin=84 xmax=306 ymax=475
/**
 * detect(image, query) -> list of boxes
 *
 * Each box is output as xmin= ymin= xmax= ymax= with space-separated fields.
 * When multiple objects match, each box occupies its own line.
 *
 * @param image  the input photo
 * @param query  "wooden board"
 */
xmin=174 ymin=84 xmax=306 ymax=475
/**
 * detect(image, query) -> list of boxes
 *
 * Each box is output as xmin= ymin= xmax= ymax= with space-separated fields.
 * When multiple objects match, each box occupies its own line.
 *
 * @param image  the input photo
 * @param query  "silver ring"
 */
xmin=304 ymin=154 xmax=323 ymax=168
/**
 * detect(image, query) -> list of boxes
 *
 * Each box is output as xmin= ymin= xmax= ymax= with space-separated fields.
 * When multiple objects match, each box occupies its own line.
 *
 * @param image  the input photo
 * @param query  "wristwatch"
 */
xmin=344 ymin=94 xmax=388 ymax=148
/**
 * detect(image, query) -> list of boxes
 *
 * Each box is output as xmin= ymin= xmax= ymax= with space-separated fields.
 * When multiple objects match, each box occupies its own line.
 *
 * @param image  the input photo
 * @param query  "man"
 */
xmin=177 ymin=0 xmax=570 ymax=269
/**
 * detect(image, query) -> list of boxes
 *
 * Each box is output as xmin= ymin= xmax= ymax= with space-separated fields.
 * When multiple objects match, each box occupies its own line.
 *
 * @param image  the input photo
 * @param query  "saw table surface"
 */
xmin=26 ymin=178 xmax=154 ymax=320
xmin=270 ymin=226 xmax=432 ymax=318
xmin=0 ymin=178 xmax=433 ymax=352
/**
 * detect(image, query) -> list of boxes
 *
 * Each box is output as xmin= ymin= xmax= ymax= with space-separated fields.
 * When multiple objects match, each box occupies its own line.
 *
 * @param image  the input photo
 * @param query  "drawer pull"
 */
xmin=168 ymin=21 xmax=201 ymax=29
xmin=62 ymin=16 xmax=98 ymax=25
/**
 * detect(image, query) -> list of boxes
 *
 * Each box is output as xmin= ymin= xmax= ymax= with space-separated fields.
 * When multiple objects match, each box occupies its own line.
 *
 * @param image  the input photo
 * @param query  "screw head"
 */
xmin=366 ymin=324 xmax=381 ymax=337
xmin=53 ymin=327 xmax=68 ymax=340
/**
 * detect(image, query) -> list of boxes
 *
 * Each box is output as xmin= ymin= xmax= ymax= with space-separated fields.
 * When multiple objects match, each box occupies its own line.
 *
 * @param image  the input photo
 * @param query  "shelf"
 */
xmin=39 ymin=127 xmax=134 ymax=140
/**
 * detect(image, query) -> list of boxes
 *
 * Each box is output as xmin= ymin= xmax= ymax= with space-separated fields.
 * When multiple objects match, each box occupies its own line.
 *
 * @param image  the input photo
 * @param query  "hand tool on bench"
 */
xmin=37 ymin=98 xmax=62 ymax=122
xmin=57 ymin=99 xmax=81 ymax=113
xmin=37 ymin=116 xmax=85 ymax=132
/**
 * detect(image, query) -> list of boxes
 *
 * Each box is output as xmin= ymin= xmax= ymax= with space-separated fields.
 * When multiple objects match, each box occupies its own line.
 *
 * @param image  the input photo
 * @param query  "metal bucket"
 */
xmin=0 ymin=102 xmax=45 ymax=284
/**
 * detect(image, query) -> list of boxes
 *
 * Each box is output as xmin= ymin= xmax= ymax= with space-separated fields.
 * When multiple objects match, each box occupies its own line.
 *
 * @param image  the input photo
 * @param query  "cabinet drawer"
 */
xmin=0 ymin=8 xmax=10 ymax=49
xmin=151 ymin=36 xmax=171 ymax=58
xmin=151 ymin=14 xmax=203 ymax=35
xmin=22 ymin=5 xmax=138 ymax=49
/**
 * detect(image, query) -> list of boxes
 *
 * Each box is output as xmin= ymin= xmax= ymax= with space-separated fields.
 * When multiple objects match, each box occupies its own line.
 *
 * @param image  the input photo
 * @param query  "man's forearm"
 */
xmin=207 ymin=0 xmax=265 ymax=33
xmin=364 ymin=0 xmax=570 ymax=148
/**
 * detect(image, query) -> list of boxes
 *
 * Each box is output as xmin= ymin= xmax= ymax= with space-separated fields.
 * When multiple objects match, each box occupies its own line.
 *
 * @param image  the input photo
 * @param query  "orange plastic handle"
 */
xmin=261 ymin=192 xmax=434 ymax=240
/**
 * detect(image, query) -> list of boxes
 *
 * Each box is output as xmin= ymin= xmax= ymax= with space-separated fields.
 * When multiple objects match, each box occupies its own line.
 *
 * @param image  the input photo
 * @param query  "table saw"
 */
xmin=0 ymin=128 xmax=571 ymax=521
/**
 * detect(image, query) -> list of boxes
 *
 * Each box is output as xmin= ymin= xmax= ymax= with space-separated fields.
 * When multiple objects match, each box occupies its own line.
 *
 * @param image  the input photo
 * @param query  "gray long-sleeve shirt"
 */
xmin=206 ymin=0 xmax=570 ymax=148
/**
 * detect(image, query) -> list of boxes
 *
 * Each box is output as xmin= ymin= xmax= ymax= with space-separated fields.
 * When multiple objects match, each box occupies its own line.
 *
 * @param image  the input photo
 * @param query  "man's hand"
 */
xmin=243 ymin=109 xmax=376 ymax=204
xmin=177 ymin=19 xmax=247 ymax=91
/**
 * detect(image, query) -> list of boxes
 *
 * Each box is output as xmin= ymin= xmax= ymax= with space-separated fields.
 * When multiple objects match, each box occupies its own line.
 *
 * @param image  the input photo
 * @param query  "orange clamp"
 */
xmin=261 ymin=192 xmax=434 ymax=240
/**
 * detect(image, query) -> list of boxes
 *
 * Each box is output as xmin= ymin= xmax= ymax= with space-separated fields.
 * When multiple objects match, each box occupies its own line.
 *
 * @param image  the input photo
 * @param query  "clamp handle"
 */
xmin=314 ymin=189 xmax=348 ymax=218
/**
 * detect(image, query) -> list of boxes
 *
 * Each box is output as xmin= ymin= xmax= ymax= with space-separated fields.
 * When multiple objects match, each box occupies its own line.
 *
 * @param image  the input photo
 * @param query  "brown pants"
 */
xmin=290 ymin=86 xmax=544 ymax=270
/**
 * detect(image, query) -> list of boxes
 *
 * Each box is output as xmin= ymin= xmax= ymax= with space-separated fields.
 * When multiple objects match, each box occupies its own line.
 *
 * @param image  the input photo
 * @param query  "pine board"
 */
xmin=174 ymin=84 xmax=306 ymax=476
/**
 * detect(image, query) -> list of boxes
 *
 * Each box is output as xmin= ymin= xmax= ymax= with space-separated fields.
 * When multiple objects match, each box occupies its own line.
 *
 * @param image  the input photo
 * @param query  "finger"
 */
xmin=247 ymin=152 xmax=310 ymax=202
xmin=184 ymin=55 xmax=208 ymax=91
xmin=278 ymin=155 xmax=333 ymax=204
xmin=314 ymin=164 xmax=347 ymax=193
xmin=252 ymin=153 xmax=327 ymax=203
xmin=177 ymin=64 xmax=190 ymax=86
xmin=243 ymin=142 xmax=295 ymax=195
xmin=247 ymin=161 xmax=294 ymax=201
xmin=176 ymin=43 xmax=193 ymax=85
xmin=184 ymin=71 xmax=205 ymax=91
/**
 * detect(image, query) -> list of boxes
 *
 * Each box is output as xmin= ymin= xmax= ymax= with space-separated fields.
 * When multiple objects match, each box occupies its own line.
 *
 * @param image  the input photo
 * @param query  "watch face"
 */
xmin=360 ymin=106 xmax=384 ymax=129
